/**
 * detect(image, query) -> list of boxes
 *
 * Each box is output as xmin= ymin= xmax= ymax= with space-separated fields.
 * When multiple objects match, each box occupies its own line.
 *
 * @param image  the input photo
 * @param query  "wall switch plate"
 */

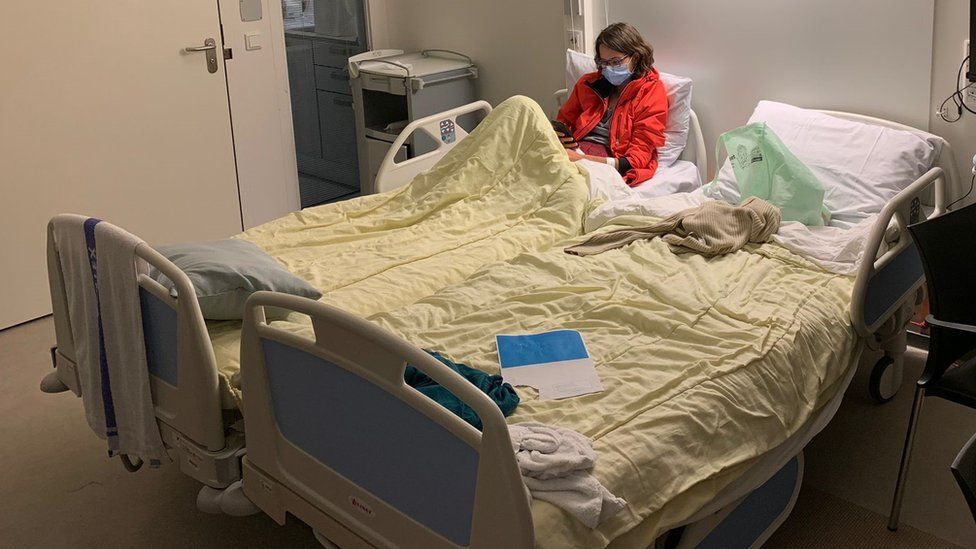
xmin=245 ymin=32 xmax=262 ymax=51
xmin=567 ymin=30 xmax=584 ymax=52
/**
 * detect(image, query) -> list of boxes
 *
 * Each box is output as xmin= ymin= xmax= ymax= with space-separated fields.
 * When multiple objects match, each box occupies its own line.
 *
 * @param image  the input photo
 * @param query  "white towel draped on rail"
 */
xmin=509 ymin=422 xmax=626 ymax=528
xmin=50 ymin=214 xmax=168 ymax=465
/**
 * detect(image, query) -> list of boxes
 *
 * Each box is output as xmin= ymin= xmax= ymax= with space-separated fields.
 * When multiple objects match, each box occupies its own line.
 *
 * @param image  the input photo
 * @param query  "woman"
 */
xmin=556 ymin=23 xmax=668 ymax=186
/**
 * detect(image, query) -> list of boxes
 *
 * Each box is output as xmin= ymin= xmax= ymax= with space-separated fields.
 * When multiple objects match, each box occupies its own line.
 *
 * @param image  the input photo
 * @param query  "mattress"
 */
xmin=206 ymin=96 xmax=592 ymax=407
xmin=359 ymin=218 xmax=862 ymax=548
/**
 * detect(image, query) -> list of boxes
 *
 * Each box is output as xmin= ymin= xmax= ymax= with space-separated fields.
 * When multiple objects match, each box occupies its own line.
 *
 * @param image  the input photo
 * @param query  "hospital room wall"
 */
xmin=367 ymin=0 xmax=566 ymax=110
xmin=608 ymin=0 xmax=937 ymax=182
xmin=931 ymin=0 xmax=976 ymax=199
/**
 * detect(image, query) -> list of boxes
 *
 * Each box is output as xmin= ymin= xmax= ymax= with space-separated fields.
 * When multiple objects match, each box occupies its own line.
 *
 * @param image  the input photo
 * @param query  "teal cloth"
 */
xmin=405 ymin=350 xmax=519 ymax=431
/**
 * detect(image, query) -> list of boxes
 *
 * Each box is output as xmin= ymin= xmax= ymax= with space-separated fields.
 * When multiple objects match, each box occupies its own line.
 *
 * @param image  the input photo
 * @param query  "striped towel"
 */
xmin=565 ymin=197 xmax=782 ymax=257
xmin=49 ymin=214 xmax=167 ymax=465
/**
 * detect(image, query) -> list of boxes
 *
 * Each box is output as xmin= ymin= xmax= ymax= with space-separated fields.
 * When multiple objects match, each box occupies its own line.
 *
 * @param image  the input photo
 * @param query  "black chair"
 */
xmin=952 ymin=431 xmax=976 ymax=524
xmin=887 ymin=202 xmax=976 ymax=531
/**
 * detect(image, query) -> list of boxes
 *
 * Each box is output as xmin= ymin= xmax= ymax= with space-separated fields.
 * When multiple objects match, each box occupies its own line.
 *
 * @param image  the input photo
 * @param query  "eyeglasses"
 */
xmin=595 ymin=55 xmax=630 ymax=69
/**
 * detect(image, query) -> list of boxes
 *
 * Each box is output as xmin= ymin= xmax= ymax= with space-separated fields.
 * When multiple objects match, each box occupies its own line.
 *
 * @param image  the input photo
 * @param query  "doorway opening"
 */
xmin=281 ymin=0 xmax=367 ymax=208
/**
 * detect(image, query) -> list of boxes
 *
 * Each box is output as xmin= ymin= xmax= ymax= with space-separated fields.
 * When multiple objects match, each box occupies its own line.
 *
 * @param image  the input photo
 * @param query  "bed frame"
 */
xmin=39 ymin=105 xmax=953 ymax=546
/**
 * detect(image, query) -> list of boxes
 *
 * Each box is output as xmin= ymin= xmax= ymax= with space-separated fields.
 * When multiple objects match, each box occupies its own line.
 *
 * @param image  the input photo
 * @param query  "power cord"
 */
xmin=947 ymin=172 xmax=976 ymax=210
xmin=937 ymin=55 xmax=976 ymax=122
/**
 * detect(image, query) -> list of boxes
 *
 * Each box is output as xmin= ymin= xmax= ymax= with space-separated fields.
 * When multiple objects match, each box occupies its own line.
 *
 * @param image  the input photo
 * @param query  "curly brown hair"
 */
xmin=594 ymin=22 xmax=655 ymax=75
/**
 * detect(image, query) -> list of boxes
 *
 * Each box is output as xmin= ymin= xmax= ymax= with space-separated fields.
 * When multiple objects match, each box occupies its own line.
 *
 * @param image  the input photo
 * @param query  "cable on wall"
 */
xmin=937 ymin=55 xmax=976 ymax=123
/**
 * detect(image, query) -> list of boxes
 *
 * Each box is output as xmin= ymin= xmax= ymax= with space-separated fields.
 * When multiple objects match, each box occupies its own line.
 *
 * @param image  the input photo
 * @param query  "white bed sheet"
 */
xmin=582 ymin=159 xmax=702 ymax=205
xmin=585 ymin=188 xmax=875 ymax=276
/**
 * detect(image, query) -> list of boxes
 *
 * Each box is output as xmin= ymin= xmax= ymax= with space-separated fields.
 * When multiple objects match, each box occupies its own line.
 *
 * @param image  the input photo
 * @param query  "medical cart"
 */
xmin=348 ymin=49 xmax=479 ymax=194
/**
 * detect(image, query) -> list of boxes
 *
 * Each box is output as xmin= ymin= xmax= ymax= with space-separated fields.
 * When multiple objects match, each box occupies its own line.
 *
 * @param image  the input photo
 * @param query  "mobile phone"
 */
xmin=551 ymin=120 xmax=578 ymax=148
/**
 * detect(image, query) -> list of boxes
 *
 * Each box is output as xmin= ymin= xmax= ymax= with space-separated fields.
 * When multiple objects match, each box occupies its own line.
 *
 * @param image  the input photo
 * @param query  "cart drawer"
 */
xmin=317 ymin=91 xmax=357 ymax=165
xmin=312 ymin=40 xmax=363 ymax=70
xmin=314 ymin=65 xmax=351 ymax=95
xmin=298 ymin=156 xmax=359 ymax=190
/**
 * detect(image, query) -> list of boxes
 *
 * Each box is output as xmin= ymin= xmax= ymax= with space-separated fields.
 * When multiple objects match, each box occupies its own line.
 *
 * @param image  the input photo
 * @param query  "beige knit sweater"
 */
xmin=565 ymin=197 xmax=782 ymax=257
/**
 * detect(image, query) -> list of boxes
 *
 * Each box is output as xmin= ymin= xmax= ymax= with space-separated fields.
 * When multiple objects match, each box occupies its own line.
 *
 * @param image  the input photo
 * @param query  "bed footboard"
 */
xmin=239 ymin=292 xmax=533 ymax=549
xmin=372 ymin=101 xmax=493 ymax=194
xmin=44 ymin=218 xmax=236 ymax=487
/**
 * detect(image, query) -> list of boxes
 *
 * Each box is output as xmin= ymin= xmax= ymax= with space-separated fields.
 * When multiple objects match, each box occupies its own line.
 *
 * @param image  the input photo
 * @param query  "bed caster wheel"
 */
xmin=39 ymin=371 xmax=70 ymax=393
xmin=869 ymin=355 xmax=901 ymax=404
xmin=196 ymin=481 xmax=259 ymax=516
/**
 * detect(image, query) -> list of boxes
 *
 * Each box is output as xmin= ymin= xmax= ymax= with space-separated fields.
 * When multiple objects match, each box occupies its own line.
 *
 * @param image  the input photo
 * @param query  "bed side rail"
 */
xmin=850 ymin=167 xmax=947 ymax=338
xmin=239 ymin=292 xmax=533 ymax=549
xmin=373 ymin=100 xmax=493 ymax=194
xmin=682 ymin=109 xmax=707 ymax=177
xmin=552 ymin=88 xmax=707 ymax=177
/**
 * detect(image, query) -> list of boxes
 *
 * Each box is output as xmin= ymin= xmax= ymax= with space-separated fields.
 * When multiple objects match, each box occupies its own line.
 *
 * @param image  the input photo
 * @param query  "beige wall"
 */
xmin=368 ymin=0 xmax=565 ymax=110
xmin=931 ymin=0 xmax=976 ymax=202
xmin=609 ymin=0 xmax=937 ymax=181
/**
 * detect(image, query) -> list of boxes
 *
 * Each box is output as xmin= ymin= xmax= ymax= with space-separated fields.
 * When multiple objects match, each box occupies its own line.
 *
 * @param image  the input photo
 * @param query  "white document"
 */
xmin=496 ymin=330 xmax=603 ymax=400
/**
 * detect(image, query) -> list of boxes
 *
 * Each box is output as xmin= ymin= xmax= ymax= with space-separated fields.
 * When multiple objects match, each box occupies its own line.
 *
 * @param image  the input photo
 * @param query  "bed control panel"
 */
xmin=439 ymin=119 xmax=456 ymax=144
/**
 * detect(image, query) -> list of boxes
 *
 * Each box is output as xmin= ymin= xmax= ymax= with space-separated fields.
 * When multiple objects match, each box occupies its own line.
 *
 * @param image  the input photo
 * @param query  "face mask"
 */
xmin=602 ymin=64 xmax=633 ymax=86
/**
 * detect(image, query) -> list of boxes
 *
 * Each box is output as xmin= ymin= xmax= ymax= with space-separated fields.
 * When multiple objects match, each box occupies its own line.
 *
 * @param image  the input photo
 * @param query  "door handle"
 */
xmin=183 ymin=38 xmax=219 ymax=74
xmin=184 ymin=43 xmax=216 ymax=52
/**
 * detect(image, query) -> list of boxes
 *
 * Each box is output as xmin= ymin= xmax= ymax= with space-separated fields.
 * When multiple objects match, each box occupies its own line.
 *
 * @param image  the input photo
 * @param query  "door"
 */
xmin=0 ymin=1 xmax=244 ymax=329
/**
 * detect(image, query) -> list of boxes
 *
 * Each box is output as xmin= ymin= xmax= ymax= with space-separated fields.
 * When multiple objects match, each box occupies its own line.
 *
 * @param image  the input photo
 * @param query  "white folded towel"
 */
xmin=509 ymin=422 xmax=626 ymax=528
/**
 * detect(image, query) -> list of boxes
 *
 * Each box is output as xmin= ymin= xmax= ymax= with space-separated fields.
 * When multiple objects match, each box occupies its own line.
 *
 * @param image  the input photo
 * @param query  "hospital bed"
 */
xmin=231 ymin=110 xmax=958 ymax=548
xmin=40 ymin=96 xmax=708 ymax=513
xmin=40 ymin=87 xmax=948 ymax=544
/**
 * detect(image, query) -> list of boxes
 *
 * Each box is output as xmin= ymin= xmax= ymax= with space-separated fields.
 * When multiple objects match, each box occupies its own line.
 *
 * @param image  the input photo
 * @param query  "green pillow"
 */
xmin=151 ymin=239 xmax=321 ymax=320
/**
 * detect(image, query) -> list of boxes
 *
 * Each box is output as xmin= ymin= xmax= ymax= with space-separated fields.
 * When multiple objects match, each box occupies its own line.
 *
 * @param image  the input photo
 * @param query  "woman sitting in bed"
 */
xmin=556 ymin=22 xmax=668 ymax=186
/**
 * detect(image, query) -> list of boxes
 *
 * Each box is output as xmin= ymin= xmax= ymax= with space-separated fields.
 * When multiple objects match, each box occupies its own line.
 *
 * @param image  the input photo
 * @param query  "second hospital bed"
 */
xmin=233 ymin=107 xmax=959 ymax=547
xmin=41 ymin=95 xmax=708 ymax=504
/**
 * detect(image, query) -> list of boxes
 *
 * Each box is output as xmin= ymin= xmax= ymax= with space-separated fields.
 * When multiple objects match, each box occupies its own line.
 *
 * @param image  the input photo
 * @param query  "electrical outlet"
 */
xmin=567 ymin=30 xmax=584 ymax=52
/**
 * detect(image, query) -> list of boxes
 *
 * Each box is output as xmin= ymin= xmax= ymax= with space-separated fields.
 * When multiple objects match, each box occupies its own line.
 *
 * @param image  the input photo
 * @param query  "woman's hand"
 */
xmin=555 ymin=132 xmax=578 ymax=149
xmin=566 ymin=149 xmax=585 ymax=162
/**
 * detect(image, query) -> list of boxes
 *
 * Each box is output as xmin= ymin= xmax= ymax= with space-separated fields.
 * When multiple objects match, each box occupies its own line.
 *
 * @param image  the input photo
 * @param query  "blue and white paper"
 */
xmin=496 ymin=330 xmax=603 ymax=400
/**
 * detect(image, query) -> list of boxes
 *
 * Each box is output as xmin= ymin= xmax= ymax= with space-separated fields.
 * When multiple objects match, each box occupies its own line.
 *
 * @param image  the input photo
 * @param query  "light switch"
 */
xmin=245 ymin=32 xmax=262 ymax=51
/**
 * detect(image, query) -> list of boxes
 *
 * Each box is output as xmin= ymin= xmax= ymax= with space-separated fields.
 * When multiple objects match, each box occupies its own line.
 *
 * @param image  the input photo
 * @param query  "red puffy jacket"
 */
xmin=557 ymin=68 xmax=669 ymax=186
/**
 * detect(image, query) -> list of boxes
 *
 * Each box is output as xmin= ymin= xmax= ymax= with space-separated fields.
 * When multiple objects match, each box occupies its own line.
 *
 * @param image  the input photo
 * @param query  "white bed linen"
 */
xmin=583 ymin=159 xmax=702 ymax=205
xmin=704 ymin=101 xmax=941 ymax=229
xmin=585 ymin=189 xmax=874 ymax=276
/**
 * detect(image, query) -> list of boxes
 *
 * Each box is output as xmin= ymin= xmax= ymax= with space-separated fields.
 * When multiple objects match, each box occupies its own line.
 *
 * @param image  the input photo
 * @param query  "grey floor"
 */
xmin=2 ymin=317 xmax=975 ymax=548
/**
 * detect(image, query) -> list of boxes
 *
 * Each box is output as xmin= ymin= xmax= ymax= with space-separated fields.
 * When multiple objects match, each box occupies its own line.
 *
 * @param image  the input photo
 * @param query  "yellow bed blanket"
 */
xmin=364 ymin=216 xmax=861 ymax=548
xmin=207 ymin=96 xmax=591 ymax=406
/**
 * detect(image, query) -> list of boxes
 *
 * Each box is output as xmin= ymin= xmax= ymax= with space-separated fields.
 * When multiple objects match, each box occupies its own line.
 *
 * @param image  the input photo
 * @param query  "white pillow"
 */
xmin=704 ymin=101 xmax=941 ymax=229
xmin=564 ymin=49 xmax=693 ymax=168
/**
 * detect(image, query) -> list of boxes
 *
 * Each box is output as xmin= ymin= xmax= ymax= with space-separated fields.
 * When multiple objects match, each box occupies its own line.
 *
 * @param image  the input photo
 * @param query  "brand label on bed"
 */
xmin=349 ymin=495 xmax=375 ymax=518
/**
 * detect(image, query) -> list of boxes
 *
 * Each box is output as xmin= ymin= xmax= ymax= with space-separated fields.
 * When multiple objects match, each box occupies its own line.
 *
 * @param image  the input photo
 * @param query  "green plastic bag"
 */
xmin=711 ymin=122 xmax=830 ymax=226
